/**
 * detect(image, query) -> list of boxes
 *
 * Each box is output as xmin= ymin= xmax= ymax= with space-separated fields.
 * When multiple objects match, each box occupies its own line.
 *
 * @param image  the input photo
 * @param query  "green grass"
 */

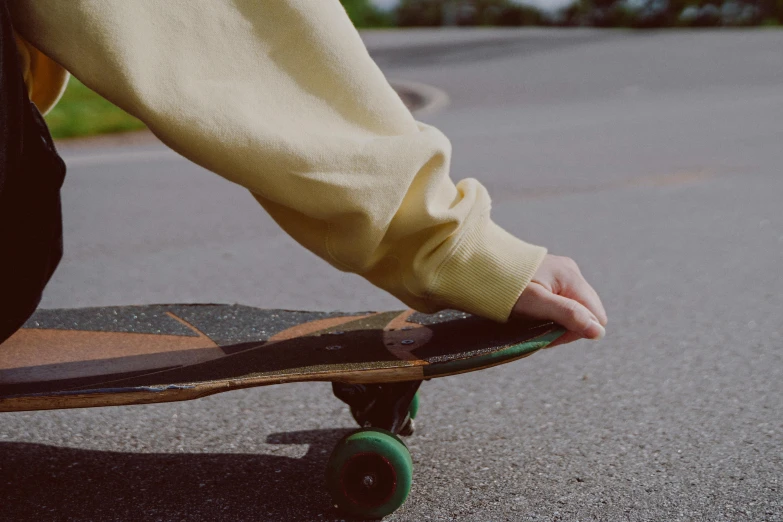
xmin=340 ymin=0 xmax=393 ymax=27
xmin=44 ymin=76 xmax=146 ymax=140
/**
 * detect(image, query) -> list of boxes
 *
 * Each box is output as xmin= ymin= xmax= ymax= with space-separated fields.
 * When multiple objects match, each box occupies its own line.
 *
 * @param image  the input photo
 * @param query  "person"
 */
xmin=1 ymin=0 xmax=606 ymax=347
xmin=0 ymin=2 xmax=67 ymax=343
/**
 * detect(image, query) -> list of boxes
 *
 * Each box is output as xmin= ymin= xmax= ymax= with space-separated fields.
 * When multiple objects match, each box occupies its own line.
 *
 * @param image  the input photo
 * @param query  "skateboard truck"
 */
xmin=332 ymin=380 xmax=421 ymax=436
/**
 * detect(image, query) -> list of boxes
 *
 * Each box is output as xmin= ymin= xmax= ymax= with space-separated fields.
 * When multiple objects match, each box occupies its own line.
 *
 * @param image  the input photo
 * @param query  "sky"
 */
xmin=369 ymin=0 xmax=576 ymax=13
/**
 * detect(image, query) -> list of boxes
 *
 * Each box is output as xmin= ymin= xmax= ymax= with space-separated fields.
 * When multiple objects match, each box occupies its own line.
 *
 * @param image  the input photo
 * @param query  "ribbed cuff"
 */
xmin=428 ymin=219 xmax=547 ymax=323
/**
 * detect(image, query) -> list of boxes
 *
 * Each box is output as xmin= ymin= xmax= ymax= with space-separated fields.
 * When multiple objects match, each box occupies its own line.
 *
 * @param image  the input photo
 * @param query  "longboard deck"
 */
xmin=0 ymin=304 xmax=564 ymax=412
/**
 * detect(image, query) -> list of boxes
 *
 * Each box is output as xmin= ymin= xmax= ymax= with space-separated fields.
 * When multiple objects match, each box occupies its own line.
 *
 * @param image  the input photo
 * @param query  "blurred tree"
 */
xmin=576 ymin=0 xmax=632 ymax=26
xmin=664 ymin=0 xmax=690 ymax=25
xmin=561 ymin=0 xmax=777 ymax=26
xmin=397 ymin=0 xmax=543 ymax=26
xmin=340 ymin=0 xmax=394 ymax=27
xmin=560 ymin=1 xmax=591 ymax=25
xmin=393 ymin=0 xmax=778 ymax=26
xmin=693 ymin=2 xmax=722 ymax=25
xmin=493 ymin=4 xmax=544 ymax=25
xmin=759 ymin=0 xmax=783 ymax=22
xmin=472 ymin=0 xmax=544 ymax=25
xmin=396 ymin=0 xmax=445 ymax=26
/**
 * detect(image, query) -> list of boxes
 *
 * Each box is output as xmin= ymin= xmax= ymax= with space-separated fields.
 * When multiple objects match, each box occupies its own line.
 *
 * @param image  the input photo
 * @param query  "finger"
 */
xmin=560 ymin=277 xmax=608 ymax=326
xmin=512 ymin=283 xmax=605 ymax=340
xmin=537 ymin=292 xmax=606 ymax=340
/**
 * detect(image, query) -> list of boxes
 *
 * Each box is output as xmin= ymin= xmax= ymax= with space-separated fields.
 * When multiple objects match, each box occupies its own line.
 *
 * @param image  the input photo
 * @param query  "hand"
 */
xmin=512 ymin=254 xmax=607 ymax=348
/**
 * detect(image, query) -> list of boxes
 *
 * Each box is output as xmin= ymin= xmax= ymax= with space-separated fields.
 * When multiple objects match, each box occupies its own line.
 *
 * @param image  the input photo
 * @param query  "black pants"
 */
xmin=0 ymin=2 xmax=66 ymax=344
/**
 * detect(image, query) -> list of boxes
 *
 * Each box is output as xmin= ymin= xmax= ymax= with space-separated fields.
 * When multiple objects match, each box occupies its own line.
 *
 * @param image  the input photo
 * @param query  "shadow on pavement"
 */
xmin=0 ymin=428 xmax=368 ymax=521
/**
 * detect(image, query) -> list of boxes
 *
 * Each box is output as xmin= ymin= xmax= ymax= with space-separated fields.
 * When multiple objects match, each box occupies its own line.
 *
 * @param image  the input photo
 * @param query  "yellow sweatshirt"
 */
xmin=10 ymin=0 xmax=546 ymax=322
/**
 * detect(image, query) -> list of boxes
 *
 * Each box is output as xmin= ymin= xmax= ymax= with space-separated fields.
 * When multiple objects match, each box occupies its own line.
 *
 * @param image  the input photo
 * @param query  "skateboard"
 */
xmin=0 ymin=303 xmax=564 ymax=518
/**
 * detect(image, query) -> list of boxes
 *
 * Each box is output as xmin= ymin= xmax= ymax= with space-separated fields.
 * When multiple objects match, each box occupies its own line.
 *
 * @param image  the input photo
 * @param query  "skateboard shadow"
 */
xmin=0 ymin=428 xmax=369 ymax=521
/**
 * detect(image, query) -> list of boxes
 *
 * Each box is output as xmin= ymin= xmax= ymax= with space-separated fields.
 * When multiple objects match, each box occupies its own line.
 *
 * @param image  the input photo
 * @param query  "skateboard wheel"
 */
xmin=326 ymin=428 xmax=413 ymax=519
xmin=409 ymin=392 xmax=420 ymax=420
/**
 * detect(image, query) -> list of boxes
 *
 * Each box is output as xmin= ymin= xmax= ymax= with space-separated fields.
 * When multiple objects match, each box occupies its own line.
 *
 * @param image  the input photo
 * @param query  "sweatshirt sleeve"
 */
xmin=10 ymin=0 xmax=547 ymax=322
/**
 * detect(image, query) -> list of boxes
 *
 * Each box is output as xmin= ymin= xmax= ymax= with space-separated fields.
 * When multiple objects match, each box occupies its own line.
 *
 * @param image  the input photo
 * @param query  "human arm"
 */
xmin=10 ymin=0 xmax=578 ymax=327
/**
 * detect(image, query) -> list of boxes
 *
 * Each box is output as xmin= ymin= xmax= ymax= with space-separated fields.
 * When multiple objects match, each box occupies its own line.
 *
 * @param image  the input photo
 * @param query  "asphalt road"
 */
xmin=2 ymin=29 xmax=782 ymax=521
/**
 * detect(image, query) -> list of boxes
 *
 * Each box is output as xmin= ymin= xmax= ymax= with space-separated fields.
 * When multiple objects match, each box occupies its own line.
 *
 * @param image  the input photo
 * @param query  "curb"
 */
xmin=391 ymin=79 xmax=450 ymax=117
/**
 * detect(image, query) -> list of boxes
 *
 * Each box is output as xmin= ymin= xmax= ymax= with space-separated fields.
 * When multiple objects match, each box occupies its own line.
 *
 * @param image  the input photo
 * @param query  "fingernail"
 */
xmin=589 ymin=320 xmax=606 ymax=340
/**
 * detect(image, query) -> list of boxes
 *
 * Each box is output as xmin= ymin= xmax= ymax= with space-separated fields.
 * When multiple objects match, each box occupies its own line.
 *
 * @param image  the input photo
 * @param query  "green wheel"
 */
xmin=409 ymin=392 xmax=420 ymax=420
xmin=326 ymin=428 xmax=413 ymax=519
